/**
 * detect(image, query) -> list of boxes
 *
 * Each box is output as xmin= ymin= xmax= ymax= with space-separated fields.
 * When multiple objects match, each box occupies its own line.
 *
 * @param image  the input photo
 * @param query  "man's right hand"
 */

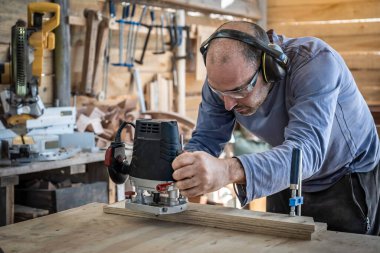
xmin=172 ymin=151 xmax=246 ymax=197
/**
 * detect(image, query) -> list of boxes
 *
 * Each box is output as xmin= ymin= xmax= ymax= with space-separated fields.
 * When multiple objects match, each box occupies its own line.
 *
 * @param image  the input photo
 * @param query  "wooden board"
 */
xmin=104 ymin=201 xmax=317 ymax=240
xmin=268 ymin=0 xmax=380 ymax=22
xmin=1 ymin=203 xmax=380 ymax=253
xmin=270 ymin=20 xmax=380 ymax=38
xmin=342 ymin=52 xmax=380 ymax=70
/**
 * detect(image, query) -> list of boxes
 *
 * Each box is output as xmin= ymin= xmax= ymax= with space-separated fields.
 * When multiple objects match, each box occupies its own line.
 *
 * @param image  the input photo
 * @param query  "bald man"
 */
xmin=172 ymin=21 xmax=380 ymax=235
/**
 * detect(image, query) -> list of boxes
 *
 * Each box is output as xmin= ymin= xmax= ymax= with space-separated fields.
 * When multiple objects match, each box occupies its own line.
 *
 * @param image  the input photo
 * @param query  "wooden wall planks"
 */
xmin=268 ymin=0 xmax=380 ymax=22
xmin=268 ymin=0 xmax=380 ymax=105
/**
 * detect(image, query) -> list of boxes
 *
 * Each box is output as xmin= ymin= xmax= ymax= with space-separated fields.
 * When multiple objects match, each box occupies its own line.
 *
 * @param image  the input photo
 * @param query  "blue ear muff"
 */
xmin=200 ymin=29 xmax=288 ymax=83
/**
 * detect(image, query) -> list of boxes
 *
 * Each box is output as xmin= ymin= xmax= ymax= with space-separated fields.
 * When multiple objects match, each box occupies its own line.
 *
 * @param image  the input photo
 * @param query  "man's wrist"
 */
xmin=226 ymin=157 xmax=246 ymax=184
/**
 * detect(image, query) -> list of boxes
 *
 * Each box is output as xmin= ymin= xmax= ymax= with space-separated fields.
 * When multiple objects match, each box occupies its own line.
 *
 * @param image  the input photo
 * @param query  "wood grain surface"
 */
xmin=0 ymin=203 xmax=380 ymax=253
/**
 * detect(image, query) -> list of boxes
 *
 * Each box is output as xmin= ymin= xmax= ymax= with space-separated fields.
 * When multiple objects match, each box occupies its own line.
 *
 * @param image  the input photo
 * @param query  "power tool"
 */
xmin=0 ymin=2 xmax=60 ymax=126
xmin=105 ymin=119 xmax=188 ymax=215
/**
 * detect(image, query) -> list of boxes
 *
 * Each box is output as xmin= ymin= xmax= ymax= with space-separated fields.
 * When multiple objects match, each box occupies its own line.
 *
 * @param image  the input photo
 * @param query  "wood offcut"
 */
xmin=104 ymin=201 xmax=322 ymax=240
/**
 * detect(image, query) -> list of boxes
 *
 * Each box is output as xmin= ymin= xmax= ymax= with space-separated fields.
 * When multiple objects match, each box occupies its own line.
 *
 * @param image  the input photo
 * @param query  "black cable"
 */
xmin=115 ymin=121 xmax=135 ymax=142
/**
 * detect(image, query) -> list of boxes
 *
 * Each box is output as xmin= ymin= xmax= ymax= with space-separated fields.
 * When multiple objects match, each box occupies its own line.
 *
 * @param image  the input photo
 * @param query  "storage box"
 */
xmin=15 ymin=181 xmax=108 ymax=213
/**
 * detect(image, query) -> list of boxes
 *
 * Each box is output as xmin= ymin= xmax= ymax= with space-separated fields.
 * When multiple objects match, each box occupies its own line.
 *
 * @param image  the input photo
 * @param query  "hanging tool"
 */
xmin=289 ymin=147 xmax=303 ymax=217
xmin=112 ymin=5 xmax=147 ymax=112
xmin=81 ymin=9 xmax=101 ymax=95
xmin=118 ymin=2 xmax=128 ymax=64
xmin=100 ymin=0 xmax=116 ymax=100
xmin=153 ymin=12 xmax=165 ymax=55
xmin=105 ymin=119 xmax=187 ymax=215
xmin=135 ymin=8 xmax=154 ymax=65
xmin=125 ymin=3 xmax=135 ymax=66
xmin=92 ymin=17 xmax=109 ymax=97
xmin=128 ymin=5 xmax=147 ymax=67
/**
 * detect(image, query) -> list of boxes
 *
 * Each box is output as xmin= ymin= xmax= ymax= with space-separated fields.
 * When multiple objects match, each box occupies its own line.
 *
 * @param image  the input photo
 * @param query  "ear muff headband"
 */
xmin=200 ymin=29 xmax=289 ymax=83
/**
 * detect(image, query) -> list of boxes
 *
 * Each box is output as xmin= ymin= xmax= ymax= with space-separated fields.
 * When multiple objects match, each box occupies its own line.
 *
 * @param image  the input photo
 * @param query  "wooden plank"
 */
xmin=14 ymin=204 xmax=49 ymax=220
xmin=270 ymin=20 xmax=380 ymax=38
xmin=186 ymin=73 xmax=204 ymax=95
xmin=0 ymin=176 xmax=18 ymax=187
xmin=268 ymin=1 xmax=380 ymax=22
xmin=352 ymin=70 xmax=380 ymax=84
xmin=0 ymin=178 xmax=16 ymax=226
xmin=351 ymin=69 xmax=380 ymax=105
xmin=357 ymin=87 xmax=380 ymax=105
xmin=186 ymin=95 xmax=202 ymax=111
xmin=268 ymin=0 xmax=369 ymax=7
xmin=321 ymin=35 xmax=380 ymax=52
xmin=0 ymin=0 xmax=34 ymax=44
xmin=1 ymin=203 xmax=380 ymax=252
xmin=249 ymin=197 xmax=266 ymax=212
xmin=68 ymin=0 xmax=101 ymax=17
xmin=196 ymin=26 xmax=215 ymax=81
xmin=104 ymin=201 xmax=317 ymax=240
xmin=186 ymin=109 xmax=199 ymax=121
xmin=108 ymin=178 xmax=116 ymax=204
xmin=39 ymin=75 xmax=54 ymax=106
xmin=342 ymin=52 xmax=380 ymax=70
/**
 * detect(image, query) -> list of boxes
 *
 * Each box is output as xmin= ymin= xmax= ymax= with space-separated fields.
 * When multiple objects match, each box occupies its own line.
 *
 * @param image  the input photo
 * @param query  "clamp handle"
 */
xmin=109 ymin=0 xmax=116 ymax=18
xmin=290 ymin=148 xmax=301 ymax=185
xmin=122 ymin=3 xmax=130 ymax=20
xmin=289 ymin=147 xmax=303 ymax=216
xmin=27 ymin=2 xmax=60 ymax=33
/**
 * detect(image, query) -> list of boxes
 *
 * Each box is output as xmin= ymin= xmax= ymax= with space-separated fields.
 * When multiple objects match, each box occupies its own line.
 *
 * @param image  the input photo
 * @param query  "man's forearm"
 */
xmin=226 ymin=158 xmax=246 ymax=184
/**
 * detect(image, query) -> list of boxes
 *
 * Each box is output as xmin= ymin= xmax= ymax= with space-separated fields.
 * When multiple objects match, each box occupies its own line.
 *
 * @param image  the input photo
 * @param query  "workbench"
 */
xmin=0 ymin=203 xmax=379 ymax=253
xmin=0 ymin=152 xmax=105 ymax=226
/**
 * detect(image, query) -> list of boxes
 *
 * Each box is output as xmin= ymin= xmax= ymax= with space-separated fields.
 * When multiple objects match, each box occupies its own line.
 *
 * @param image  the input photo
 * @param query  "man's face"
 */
xmin=206 ymin=54 xmax=270 ymax=116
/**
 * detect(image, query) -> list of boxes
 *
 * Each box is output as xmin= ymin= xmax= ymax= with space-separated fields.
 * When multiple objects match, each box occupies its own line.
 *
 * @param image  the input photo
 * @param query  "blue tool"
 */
xmin=289 ymin=147 xmax=303 ymax=216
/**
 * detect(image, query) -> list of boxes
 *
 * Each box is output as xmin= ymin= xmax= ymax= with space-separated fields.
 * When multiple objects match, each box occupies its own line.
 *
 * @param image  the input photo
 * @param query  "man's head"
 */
xmin=204 ymin=21 xmax=273 ymax=116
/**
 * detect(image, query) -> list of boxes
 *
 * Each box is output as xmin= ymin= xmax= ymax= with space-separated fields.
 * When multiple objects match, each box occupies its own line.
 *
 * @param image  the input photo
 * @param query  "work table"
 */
xmin=0 ymin=203 xmax=379 ymax=253
xmin=0 ymin=152 xmax=106 ymax=226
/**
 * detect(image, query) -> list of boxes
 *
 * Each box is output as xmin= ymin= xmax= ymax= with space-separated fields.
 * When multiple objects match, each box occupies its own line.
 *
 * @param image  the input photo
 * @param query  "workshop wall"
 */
xmin=268 ymin=0 xmax=380 ymax=106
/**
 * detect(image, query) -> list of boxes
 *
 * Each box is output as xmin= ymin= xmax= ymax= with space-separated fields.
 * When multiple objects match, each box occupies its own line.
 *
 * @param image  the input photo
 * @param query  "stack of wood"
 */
xmin=145 ymin=73 xmax=174 ymax=112
xmin=75 ymin=95 xmax=139 ymax=148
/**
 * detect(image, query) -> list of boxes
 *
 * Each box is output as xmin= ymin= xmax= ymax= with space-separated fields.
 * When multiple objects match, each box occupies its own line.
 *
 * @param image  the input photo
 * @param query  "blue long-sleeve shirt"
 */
xmin=185 ymin=32 xmax=380 ymax=206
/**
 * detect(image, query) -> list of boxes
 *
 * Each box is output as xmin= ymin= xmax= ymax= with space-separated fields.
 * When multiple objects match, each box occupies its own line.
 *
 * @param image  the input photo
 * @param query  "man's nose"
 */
xmin=223 ymin=96 xmax=237 ymax=111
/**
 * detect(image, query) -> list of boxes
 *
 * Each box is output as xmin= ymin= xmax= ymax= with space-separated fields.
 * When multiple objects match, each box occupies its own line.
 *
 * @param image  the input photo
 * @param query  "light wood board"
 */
xmin=104 ymin=201 xmax=318 ymax=240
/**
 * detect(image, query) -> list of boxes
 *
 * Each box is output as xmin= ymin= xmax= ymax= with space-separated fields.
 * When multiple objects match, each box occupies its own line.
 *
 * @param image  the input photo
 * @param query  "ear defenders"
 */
xmin=200 ymin=29 xmax=288 ymax=83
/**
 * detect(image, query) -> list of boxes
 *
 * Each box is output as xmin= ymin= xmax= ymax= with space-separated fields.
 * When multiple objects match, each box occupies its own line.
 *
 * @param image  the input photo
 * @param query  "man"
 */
xmin=172 ymin=21 xmax=380 ymax=235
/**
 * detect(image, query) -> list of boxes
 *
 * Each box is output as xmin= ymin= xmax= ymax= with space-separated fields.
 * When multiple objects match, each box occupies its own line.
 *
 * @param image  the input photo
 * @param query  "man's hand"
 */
xmin=172 ymin=151 xmax=246 ymax=197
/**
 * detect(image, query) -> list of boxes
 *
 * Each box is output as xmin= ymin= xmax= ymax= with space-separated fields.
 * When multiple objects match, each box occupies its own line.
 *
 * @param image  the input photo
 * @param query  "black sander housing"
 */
xmin=104 ymin=119 xmax=187 ymax=215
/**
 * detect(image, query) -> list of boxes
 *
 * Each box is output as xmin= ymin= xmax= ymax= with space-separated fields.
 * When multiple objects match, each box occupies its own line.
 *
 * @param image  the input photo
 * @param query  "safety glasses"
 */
xmin=208 ymin=67 xmax=261 ymax=99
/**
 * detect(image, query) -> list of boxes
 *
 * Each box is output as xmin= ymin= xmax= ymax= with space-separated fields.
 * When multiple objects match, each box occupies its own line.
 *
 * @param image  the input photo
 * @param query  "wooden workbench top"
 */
xmin=0 ymin=152 xmax=105 ymax=177
xmin=0 ymin=203 xmax=379 ymax=253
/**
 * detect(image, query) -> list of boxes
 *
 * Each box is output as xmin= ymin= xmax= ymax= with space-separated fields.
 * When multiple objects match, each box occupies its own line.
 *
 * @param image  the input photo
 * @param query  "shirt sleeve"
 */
xmin=235 ymin=50 xmax=343 ymax=206
xmin=185 ymin=79 xmax=236 ymax=157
